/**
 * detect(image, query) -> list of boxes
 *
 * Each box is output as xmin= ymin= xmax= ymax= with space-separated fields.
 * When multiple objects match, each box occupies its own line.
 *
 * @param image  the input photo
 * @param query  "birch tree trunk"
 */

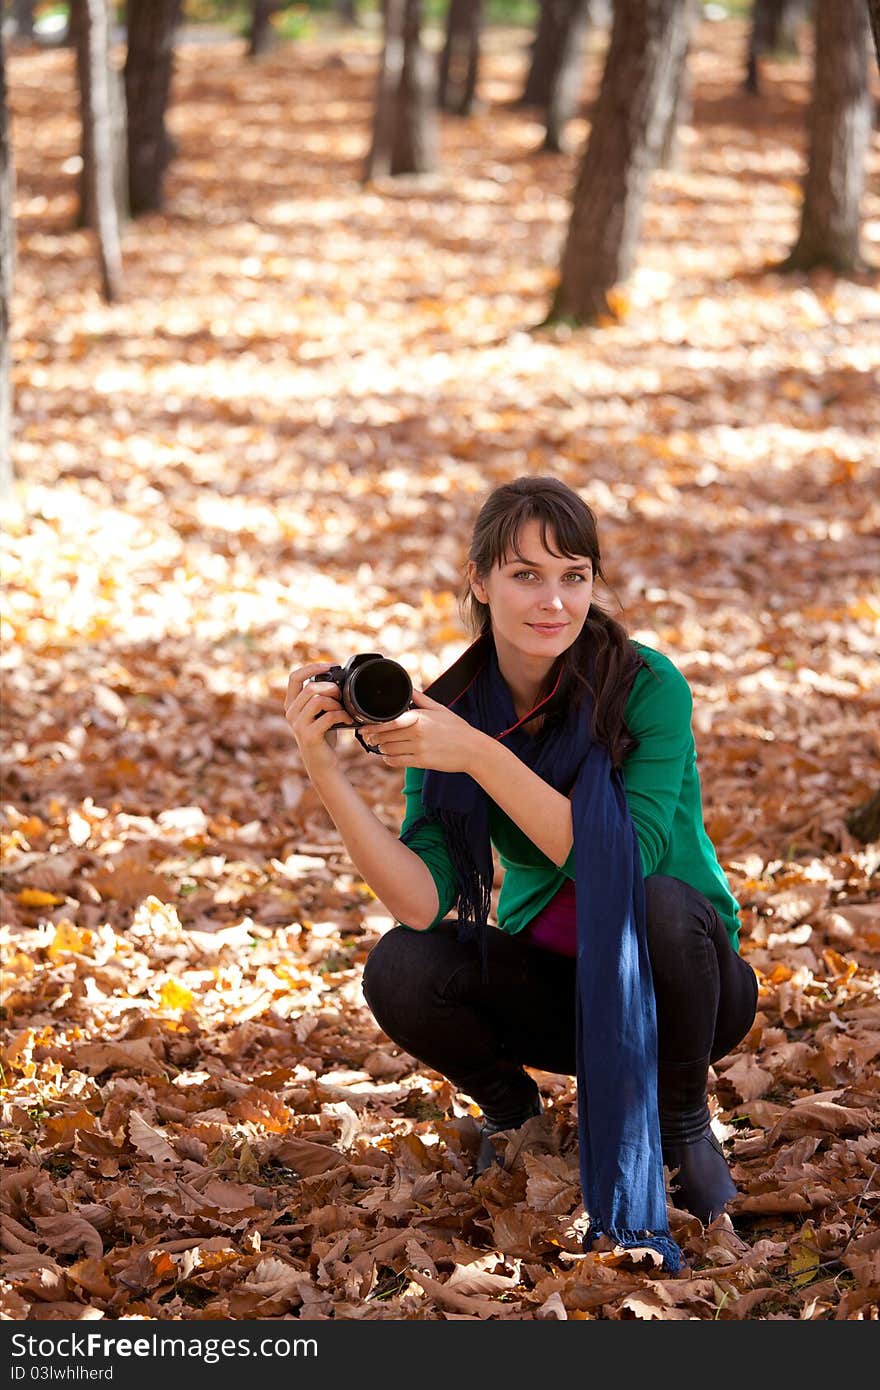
xmin=73 ymin=0 xmax=127 ymax=231
xmin=81 ymin=0 xmax=124 ymax=302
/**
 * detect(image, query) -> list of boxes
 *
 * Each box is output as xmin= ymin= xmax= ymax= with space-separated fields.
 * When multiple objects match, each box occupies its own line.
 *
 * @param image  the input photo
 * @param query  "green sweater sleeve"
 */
xmin=398 ymin=766 xmax=458 ymax=929
xmin=622 ymin=651 xmax=694 ymax=877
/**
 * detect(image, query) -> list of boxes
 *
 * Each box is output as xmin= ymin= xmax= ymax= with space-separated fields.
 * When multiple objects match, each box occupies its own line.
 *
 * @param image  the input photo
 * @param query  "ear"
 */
xmin=466 ymin=560 xmax=489 ymax=606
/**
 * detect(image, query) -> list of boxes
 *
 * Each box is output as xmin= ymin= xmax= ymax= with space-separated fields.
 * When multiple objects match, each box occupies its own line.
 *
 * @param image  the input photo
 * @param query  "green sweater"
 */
xmin=399 ymin=642 xmax=742 ymax=950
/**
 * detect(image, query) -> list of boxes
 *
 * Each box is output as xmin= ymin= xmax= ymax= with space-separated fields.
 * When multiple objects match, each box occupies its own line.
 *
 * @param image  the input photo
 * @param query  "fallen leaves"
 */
xmin=2 ymin=13 xmax=879 ymax=1323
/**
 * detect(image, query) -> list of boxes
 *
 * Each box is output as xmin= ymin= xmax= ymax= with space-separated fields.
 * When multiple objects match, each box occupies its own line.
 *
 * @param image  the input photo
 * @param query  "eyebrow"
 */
xmin=504 ymin=555 xmax=592 ymax=570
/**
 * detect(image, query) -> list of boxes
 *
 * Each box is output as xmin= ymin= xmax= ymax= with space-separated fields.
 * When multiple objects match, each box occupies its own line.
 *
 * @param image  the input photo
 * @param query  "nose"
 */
xmin=539 ymin=592 xmax=564 ymax=612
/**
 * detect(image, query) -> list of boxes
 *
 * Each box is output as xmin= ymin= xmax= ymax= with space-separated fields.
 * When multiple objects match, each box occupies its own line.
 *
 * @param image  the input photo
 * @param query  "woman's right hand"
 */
xmin=284 ymin=662 xmax=355 ymax=780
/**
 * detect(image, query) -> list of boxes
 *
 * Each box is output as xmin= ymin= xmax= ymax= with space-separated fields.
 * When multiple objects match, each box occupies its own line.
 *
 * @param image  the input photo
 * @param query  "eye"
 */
xmin=513 ymin=570 xmax=536 ymax=581
xmin=564 ymin=572 xmax=589 ymax=583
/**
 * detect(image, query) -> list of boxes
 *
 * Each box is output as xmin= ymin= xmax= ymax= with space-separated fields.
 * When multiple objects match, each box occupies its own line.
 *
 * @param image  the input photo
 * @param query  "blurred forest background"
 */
xmin=1 ymin=0 xmax=879 ymax=1321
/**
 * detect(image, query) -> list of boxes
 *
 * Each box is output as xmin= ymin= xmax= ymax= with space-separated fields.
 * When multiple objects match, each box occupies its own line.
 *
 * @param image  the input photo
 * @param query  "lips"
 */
xmin=528 ymin=623 xmax=567 ymax=633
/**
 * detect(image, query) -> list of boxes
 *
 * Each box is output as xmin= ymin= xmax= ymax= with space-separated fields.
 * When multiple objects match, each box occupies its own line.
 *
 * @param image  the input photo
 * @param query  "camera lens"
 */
xmin=347 ymin=658 xmax=412 ymax=722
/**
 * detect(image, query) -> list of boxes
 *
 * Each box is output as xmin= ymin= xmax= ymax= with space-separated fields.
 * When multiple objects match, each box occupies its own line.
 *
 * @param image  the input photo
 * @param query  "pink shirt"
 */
xmin=525 ymin=878 xmax=577 ymax=957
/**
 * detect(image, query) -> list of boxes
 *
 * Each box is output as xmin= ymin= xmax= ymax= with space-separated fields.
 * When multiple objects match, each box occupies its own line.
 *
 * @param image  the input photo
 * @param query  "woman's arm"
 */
xmin=307 ymin=765 xmax=441 ymax=930
xmin=467 ymin=737 xmax=574 ymax=867
xmin=363 ymin=691 xmax=575 ymax=869
xmin=284 ymin=664 xmax=441 ymax=930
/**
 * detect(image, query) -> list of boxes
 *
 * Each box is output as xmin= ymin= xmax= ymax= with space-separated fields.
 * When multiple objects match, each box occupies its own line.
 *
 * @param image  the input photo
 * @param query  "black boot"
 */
xmin=449 ymin=1060 xmax=542 ymax=1178
xmin=658 ymin=1056 xmax=737 ymax=1224
xmin=474 ymin=1096 xmax=543 ymax=1176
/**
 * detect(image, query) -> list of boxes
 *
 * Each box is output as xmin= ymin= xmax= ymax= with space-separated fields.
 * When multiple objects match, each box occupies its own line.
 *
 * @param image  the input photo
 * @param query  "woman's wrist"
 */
xmin=305 ymin=758 xmax=351 ymax=800
xmin=464 ymin=727 xmax=504 ymax=785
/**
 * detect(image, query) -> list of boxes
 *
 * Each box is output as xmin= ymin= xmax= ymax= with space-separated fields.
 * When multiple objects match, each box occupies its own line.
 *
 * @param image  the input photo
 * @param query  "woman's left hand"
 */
xmin=358 ymin=691 xmax=482 ymax=773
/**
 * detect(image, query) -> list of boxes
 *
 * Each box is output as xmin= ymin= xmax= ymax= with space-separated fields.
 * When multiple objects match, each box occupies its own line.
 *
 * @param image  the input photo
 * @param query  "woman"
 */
xmin=284 ymin=477 xmax=758 ymax=1271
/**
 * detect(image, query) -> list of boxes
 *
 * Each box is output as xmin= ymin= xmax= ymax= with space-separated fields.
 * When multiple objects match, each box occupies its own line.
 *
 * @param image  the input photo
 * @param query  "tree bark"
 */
xmin=544 ymin=0 xmax=592 ymax=152
xmin=72 ymin=0 xmax=127 ymax=231
xmin=866 ymin=0 xmax=880 ymax=71
xmin=0 ymin=30 xmax=15 ymax=497
xmin=783 ymin=0 xmax=871 ymax=273
xmin=657 ymin=29 xmax=691 ymax=169
xmin=745 ymin=0 xmax=809 ymax=94
xmin=549 ymin=0 xmax=692 ymax=325
xmin=248 ymin=1 xmax=279 ymax=57
xmin=79 ymin=0 xmax=124 ymax=302
xmin=364 ymin=0 xmax=437 ymax=179
xmin=437 ymin=0 xmax=482 ymax=116
xmin=125 ymin=0 xmax=181 ymax=216
xmin=520 ymin=0 xmax=571 ymax=107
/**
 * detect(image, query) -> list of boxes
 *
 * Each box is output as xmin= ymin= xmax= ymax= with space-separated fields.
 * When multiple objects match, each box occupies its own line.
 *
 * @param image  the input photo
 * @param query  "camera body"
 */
xmin=309 ymin=653 xmax=413 ymax=726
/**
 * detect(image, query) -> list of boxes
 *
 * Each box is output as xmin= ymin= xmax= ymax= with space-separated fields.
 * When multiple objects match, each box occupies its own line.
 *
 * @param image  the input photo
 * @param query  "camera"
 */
xmin=308 ymin=653 xmax=414 ymax=726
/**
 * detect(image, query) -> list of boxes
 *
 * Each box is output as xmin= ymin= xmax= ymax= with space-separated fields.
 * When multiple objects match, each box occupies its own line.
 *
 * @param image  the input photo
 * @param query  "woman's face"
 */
xmin=468 ymin=518 xmax=594 ymax=668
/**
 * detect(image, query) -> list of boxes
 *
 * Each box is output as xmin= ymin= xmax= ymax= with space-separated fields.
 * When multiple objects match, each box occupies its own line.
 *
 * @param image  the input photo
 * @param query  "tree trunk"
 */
xmin=657 ymin=30 xmax=691 ymax=169
xmin=549 ymin=0 xmax=692 ymax=325
xmin=11 ymin=1 xmax=35 ymax=41
xmin=335 ymin=0 xmax=359 ymax=24
xmin=79 ymin=0 xmax=123 ymax=302
xmin=0 ymin=30 xmax=15 ymax=497
xmin=783 ymin=0 xmax=871 ymax=273
xmin=72 ymin=0 xmax=127 ymax=231
xmin=437 ymin=0 xmax=482 ymax=116
xmin=745 ymin=0 xmax=809 ymax=94
xmin=364 ymin=0 xmax=437 ymax=179
xmin=544 ymin=0 xmax=592 ymax=152
xmin=520 ymin=0 xmax=571 ymax=107
xmin=125 ymin=0 xmax=181 ymax=216
xmin=866 ymin=0 xmax=880 ymax=71
xmin=248 ymin=1 xmax=278 ymax=57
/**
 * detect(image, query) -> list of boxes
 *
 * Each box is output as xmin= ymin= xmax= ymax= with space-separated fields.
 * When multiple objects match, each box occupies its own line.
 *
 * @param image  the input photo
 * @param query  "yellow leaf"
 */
xmin=47 ymin=920 xmax=94 ymax=957
xmin=158 ymin=979 xmax=195 ymax=1012
xmin=847 ymin=596 xmax=880 ymax=622
xmin=17 ymin=888 xmax=65 ymax=906
xmin=789 ymin=1222 xmax=820 ymax=1288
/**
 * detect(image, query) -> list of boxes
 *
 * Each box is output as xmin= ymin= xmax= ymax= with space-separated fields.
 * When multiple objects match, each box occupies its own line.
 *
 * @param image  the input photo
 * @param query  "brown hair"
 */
xmin=461 ymin=476 xmax=648 ymax=768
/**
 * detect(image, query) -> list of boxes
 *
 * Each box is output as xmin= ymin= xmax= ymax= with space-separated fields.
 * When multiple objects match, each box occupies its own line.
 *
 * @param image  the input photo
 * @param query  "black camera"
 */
xmin=308 ymin=653 xmax=413 ymax=727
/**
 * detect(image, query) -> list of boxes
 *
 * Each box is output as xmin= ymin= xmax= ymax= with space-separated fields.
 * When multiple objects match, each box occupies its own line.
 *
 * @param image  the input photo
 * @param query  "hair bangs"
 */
xmin=495 ymin=498 xmax=596 ymax=570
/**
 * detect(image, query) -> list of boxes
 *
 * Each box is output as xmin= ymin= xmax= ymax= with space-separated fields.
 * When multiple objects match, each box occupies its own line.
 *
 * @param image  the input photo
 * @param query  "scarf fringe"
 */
xmin=401 ymin=810 xmax=493 ymax=982
xmin=438 ymin=808 xmax=493 ymax=984
xmin=583 ymin=1226 xmax=684 ymax=1274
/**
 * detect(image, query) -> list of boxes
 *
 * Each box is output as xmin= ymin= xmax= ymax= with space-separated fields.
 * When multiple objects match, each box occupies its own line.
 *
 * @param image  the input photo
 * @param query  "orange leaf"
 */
xmin=17 ymin=888 xmax=65 ymax=907
xmin=47 ymin=920 xmax=94 ymax=957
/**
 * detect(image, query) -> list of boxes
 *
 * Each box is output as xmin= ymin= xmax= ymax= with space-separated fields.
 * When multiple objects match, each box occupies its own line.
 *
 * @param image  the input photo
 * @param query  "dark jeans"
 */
xmin=362 ymin=874 xmax=759 ymax=1107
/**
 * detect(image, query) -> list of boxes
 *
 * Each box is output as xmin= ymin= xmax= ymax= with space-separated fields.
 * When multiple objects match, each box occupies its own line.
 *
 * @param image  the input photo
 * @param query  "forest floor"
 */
xmin=2 ymin=16 xmax=880 ymax=1320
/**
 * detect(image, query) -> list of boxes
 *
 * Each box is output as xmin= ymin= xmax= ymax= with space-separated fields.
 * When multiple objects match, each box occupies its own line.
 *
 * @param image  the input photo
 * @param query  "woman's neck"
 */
xmin=494 ymin=644 xmax=556 ymax=719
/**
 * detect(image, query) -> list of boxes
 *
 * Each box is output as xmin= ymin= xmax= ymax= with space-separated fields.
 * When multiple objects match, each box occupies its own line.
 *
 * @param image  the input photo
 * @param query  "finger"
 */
xmin=286 ymin=682 xmax=343 ymax=717
xmin=294 ymin=696 xmax=353 ymax=729
xmin=285 ymin=667 xmax=336 ymax=708
xmin=309 ymin=708 xmax=351 ymax=736
xmin=411 ymin=690 xmax=442 ymax=708
xmin=287 ymin=662 xmax=336 ymax=689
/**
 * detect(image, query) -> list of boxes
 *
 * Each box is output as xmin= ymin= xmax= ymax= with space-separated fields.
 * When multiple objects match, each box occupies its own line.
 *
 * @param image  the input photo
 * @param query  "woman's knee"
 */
xmin=361 ymin=925 xmax=449 ymax=1033
xmin=362 ymin=927 xmax=412 ymax=1013
xmin=644 ymin=874 xmax=715 ymax=971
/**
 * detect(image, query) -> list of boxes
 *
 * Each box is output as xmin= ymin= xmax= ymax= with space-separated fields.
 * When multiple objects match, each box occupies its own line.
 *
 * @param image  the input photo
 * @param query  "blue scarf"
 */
xmin=402 ymin=634 xmax=682 ymax=1273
